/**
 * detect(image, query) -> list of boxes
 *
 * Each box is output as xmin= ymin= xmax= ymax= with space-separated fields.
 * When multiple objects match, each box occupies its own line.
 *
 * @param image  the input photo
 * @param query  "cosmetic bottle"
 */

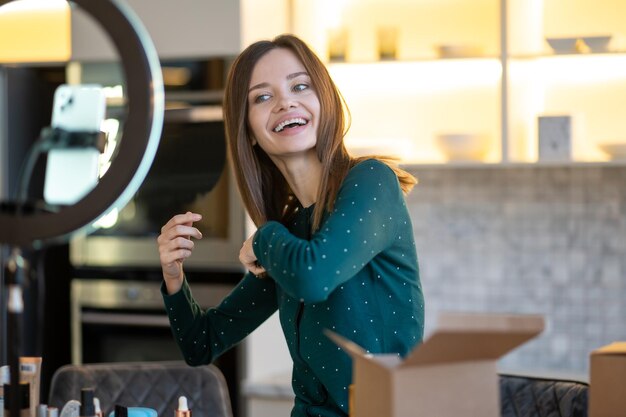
xmin=174 ymin=397 xmax=190 ymax=417
xmin=79 ymin=389 xmax=95 ymax=417
xmin=58 ymin=400 xmax=80 ymax=417
xmin=2 ymin=383 xmax=30 ymax=417
xmin=19 ymin=357 xmax=43 ymax=417
xmin=0 ymin=366 xmax=10 ymax=417
xmin=92 ymin=399 xmax=102 ymax=417
xmin=36 ymin=404 xmax=47 ymax=417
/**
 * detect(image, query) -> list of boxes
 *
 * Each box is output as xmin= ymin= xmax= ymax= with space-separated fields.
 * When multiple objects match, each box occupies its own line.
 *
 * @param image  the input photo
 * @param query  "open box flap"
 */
xmin=592 ymin=341 xmax=626 ymax=355
xmin=325 ymin=330 xmax=407 ymax=369
xmin=400 ymin=313 xmax=545 ymax=368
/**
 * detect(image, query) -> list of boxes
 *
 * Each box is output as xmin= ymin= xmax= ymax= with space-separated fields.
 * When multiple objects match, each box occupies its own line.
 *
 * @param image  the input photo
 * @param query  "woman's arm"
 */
xmin=253 ymin=159 xmax=405 ymax=303
xmin=162 ymin=272 xmax=278 ymax=365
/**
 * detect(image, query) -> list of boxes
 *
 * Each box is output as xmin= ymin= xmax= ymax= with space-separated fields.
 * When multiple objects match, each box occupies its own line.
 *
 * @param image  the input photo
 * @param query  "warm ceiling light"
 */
xmin=0 ymin=0 xmax=71 ymax=64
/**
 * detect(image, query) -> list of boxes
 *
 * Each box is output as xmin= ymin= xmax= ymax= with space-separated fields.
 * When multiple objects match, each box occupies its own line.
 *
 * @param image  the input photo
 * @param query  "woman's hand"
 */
xmin=240 ymin=234 xmax=267 ymax=277
xmin=157 ymin=211 xmax=203 ymax=294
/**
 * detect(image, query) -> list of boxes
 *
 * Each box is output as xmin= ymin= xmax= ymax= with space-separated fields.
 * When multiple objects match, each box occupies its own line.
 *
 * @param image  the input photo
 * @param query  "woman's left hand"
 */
xmin=240 ymin=234 xmax=267 ymax=277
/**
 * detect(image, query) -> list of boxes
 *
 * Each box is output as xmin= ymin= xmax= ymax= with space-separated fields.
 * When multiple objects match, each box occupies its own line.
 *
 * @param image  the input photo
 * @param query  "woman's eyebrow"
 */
xmin=249 ymin=71 xmax=309 ymax=93
xmin=287 ymin=71 xmax=308 ymax=80
xmin=248 ymin=82 xmax=269 ymax=93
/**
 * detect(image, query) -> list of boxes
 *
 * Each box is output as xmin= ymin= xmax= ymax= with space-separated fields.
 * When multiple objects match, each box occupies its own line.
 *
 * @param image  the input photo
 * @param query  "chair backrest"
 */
xmin=500 ymin=373 xmax=588 ymax=417
xmin=48 ymin=361 xmax=233 ymax=417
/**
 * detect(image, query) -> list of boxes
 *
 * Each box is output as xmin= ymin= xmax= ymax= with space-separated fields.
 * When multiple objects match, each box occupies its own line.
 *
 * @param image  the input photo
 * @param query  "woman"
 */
xmin=158 ymin=34 xmax=424 ymax=417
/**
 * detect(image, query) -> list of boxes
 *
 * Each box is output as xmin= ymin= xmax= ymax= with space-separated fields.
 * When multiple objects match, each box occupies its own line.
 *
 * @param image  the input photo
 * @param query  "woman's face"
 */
xmin=246 ymin=48 xmax=320 ymax=162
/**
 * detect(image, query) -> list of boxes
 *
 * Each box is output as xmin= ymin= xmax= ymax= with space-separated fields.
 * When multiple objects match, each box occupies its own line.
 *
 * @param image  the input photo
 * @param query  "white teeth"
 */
xmin=273 ymin=118 xmax=307 ymax=132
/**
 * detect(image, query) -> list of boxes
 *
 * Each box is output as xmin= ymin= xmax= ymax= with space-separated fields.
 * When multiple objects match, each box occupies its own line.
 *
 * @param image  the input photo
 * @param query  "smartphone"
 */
xmin=44 ymin=84 xmax=107 ymax=205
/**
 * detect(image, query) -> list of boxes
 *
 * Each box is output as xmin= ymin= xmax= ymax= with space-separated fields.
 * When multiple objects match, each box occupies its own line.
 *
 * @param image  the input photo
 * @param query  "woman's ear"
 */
xmin=250 ymin=136 xmax=258 ymax=146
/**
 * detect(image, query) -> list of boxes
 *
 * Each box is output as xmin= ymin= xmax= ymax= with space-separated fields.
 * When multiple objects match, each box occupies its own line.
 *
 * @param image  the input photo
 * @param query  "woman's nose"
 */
xmin=273 ymin=92 xmax=297 ymax=112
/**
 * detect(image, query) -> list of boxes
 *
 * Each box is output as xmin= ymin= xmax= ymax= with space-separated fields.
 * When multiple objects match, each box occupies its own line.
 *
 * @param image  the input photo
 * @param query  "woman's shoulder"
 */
xmin=347 ymin=157 xmax=417 ymax=196
xmin=347 ymin=158 xmax=397 ymax=181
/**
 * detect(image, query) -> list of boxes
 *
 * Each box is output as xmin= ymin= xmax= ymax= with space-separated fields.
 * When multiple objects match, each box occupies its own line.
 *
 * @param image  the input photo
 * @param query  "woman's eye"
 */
xmin=293 ymin=83 xmax=309 ymax=92
xmin=254 ymin=93 xmax=271 ymax=104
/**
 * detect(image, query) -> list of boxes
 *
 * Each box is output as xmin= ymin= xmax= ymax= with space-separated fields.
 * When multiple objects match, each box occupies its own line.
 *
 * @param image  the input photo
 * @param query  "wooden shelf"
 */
xmin=327 ymin=55 xmax=501 ymax=65
xmin=510 ymin=50 xmax=626 ymax=60
xmin=400 ymin=160 xmax=626 ymax=170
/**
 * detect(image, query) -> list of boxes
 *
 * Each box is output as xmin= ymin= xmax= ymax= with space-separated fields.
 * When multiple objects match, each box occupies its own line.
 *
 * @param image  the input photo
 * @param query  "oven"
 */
xmin=69 ymin=104 xmax=246 ymax=271
xmin=70 ymin=278 xmax=239 ymax=364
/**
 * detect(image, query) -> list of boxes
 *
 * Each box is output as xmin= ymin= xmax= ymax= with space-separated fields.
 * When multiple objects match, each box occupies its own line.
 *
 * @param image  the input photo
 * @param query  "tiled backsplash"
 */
xmin=405 ymin=165 xmax=626 ymax=376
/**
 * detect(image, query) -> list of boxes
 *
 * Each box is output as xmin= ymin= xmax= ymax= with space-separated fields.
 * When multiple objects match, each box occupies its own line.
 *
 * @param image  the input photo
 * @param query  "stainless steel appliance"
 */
xmin=71 ymin=278 xmax=235 ymax=364
xmin=69 ymin=105 xmax=246 ymax=270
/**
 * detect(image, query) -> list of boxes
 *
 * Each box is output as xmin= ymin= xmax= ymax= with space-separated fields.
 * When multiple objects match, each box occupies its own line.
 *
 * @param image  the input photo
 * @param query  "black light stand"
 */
xmin=4 ymin=248 xmax=26 ymax=417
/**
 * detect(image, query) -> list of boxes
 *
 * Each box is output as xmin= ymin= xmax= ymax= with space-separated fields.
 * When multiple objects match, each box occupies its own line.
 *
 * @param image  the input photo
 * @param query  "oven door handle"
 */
xmin=81 ymin=312 xmax=171 ymax=327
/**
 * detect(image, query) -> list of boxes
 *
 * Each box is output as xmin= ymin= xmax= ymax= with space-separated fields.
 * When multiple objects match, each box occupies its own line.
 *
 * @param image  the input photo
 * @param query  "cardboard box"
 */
xmin=326 ymin=312 xmax=545 ymax=417
xmin=589 ymin=342 xmax=626 ymax=417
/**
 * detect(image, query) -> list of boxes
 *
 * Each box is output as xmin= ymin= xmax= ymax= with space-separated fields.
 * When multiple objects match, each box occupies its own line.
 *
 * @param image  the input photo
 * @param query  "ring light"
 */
xmin=0 ymin=0 xmax=164 ymax=247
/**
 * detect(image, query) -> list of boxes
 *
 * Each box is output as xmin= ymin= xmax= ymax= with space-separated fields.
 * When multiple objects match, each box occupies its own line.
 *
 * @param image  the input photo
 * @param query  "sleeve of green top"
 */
xmin=252 ymin=159 xmax=403 ymax=303
xmin=162 ymin=272 xmax=278 ymax=366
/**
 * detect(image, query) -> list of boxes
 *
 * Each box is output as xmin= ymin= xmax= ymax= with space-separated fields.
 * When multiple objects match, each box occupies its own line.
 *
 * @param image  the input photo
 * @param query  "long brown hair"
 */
xmin=223 ymin=34 xmax=416 ymax=231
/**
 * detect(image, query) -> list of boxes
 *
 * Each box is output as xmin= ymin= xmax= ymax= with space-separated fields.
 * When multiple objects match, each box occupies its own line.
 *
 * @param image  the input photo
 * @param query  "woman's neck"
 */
xmin=271 ymin=152 xmax=322 ymax=208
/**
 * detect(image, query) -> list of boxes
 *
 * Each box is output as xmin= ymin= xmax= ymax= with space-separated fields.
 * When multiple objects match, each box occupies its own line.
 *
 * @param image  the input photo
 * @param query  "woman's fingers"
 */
xmin=159 ymin=237 xmax=195 ymax=262
xmin=158 ymin=212 xmax=203 ymax=280
xmin=161 ymin=212 xmax=203 ymax=240
xmin=242 ymin=260 xmax=266 ymax=278
xmin=239 ymin=233 xmax=267 ymax=277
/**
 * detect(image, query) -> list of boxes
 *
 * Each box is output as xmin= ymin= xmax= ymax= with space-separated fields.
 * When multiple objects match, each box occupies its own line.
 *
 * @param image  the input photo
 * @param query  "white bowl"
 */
xmin=598 ymin=143 xmax=626 ymax=160
xmin=581 ymin=35 xmax=612 ymax=52
xmin=546 ymin=37 xmax=579 ymax=54
xmin=435 ymin=133 xmax=490 ymax=161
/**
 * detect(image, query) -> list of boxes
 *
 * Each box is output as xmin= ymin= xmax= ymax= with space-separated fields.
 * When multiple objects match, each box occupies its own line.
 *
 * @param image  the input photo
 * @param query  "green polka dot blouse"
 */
xmin=162 ymin=159 xmax=424 ymax=417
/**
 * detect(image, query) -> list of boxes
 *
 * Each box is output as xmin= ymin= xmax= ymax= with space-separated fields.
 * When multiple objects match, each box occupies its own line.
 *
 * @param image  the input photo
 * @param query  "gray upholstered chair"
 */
xmin=48 ymin=361 xmax=233 ymax=417
xmin=499 ymin=373 xmax=588 ymax=417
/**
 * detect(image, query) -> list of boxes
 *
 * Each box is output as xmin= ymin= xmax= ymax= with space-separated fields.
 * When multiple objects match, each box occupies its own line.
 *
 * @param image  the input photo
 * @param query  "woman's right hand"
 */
xmin=157 ymin=211 xmax=203 ymax=294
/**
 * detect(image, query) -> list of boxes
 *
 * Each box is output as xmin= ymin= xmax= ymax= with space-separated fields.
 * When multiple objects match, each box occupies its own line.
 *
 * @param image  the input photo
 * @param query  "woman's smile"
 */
xmin=273 ymin=116 xmax=309 ymax=133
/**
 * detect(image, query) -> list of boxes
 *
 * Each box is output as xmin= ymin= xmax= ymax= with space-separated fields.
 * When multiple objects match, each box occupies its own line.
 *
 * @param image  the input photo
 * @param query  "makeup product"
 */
xmin=2 ymin=383 xmax=30 ymax=417
xmin=175 ymin=397 xmax=190 ymax=417
xmin=107 ymin=409 xmax=155 ymax=417
xmin=36 ymin=405 xmax=47 ymax=417
xmin=18 ymin=358 xmax=42 ymax=417
xmin=113 ymin=405 xmax=126 ymax=417
xmin=92 ymin=399 xmax=102 ymax=417
xmin=59 ymin=400 xmax=80 ymax=417
xmin=46 ymin=408 xmax=58 ymax=417
xmin=0 ymin=366 xmax=10 ymax=417
xmin=79 ymin=389 xmax=95 ymax=417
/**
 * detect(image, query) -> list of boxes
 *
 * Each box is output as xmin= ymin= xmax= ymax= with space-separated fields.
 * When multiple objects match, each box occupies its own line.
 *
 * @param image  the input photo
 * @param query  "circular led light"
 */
xmin=0 ymin=0 xmax=164 ymax=247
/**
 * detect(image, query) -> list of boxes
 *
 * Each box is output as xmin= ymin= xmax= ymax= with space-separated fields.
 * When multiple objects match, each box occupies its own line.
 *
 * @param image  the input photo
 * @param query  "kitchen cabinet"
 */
xmin=289 ymin=0 xmax=626 ymax=166
xmin=70 ymin=0 xmax=240 ymax=61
